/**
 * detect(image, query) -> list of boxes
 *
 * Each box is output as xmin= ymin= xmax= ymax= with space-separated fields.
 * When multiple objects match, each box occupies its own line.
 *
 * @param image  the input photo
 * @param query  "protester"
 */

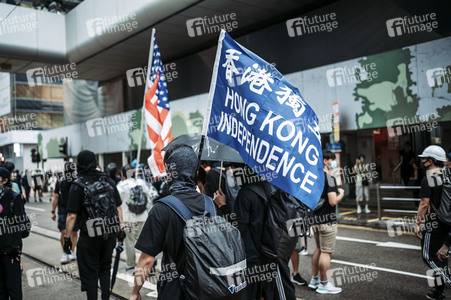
xmin=48 ymin=172 xmax=57 ymax=200
xmin=415 ymin=145 xmax=450 ymax=300
xmin=445 ymin=150 xmax=451 ymax=170
xmin=64 ymin=150 xmax=123 ymax=300
xmin=108 ymin=162 xmax=121 ymax=185
xmin=0 ymin=167 xmax=26 ymax=299
xmin=234 ymin=167 xmax=296 ymax=300
xmin=309 ymin=150 xmax=344 ymax=294
xmin=31 ymin=169 xmax=44 ymax=202
xmin=51 ymin=162 xmax=78 ymax=264
xmin=131 ymin=144 xmax=222 ymax=299
xmin=400 ymin=142 xmax=415 ymax=185
xmin=354 ymin=155 xmax=370 ymax=214
xmin=0 ymin=162 xmax=21 ymax=196
xmin=290 ymin=236 xmax=309 ymax=286
xmin=21 ymin=170 xmax=31 ymax=203
xmin=117 ymin=165 xmax=158 ymax=274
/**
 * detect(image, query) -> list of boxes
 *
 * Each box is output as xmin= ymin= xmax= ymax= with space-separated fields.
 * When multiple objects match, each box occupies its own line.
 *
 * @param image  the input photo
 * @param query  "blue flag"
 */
xmin=202 ymin=30 xmax=324 ymax=209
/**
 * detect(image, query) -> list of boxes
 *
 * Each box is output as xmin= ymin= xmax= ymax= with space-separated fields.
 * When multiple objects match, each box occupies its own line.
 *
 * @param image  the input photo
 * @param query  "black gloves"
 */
xmin=117 ymin=230 xmax=126 ymax=243
xmin=7 ymin=248 xmax=21 ymax=263
xmin=63 ymin=237 xmax=72 ymax=254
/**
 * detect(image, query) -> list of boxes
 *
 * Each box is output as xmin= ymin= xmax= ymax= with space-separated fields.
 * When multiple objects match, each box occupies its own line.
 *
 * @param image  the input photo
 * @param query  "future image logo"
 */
xmin=286 ymin=13 xmax=338 ymax=37
xmin=86 ymin=113 xmax=137 ymax=137
xmin=386 ymin=114 xmax=438 ymax=138
xmin=426 ymin=67 xmax=451 ymax=88
xmin=386 ymin=13 xmax=438 ymax=37
xmin=326 ymin=64 xmax=378 ymax=87
xmin=86 ymin=13 xmax=138 ymax=37
xmin=186 ymin=13 xmax=238 ymax=37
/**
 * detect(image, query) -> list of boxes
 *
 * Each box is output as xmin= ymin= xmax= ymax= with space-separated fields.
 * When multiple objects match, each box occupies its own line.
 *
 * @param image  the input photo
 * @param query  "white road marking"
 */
xmin=376 ymin=241 xmax=421 ymax=250
xmin=336 ymin=236 xmax=420 ymax=250
xmin=25 ymin=205 xmax=45 ymax=212
xmin=331 ymin=259 xmax=432 ymax=280
xmin=31 ymin=226 xmax=60 ymax=239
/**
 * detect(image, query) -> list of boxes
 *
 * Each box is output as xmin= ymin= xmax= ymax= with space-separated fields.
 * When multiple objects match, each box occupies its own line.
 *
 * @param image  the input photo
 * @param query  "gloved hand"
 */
xmin=117 ymin=230 xmax=126 ymax=243
xmin=63 ymin=237 xmax=72 ymax=254
xmin=7 ymin=248 xmax=21 ymax=264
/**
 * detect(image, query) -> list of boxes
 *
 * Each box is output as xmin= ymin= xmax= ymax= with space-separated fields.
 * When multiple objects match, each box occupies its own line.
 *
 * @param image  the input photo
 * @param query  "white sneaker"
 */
xmin=365 ymin=206 xmax=371 ymax=214
xmin=316 ymin=281 xmax=342 ymax=294
xmin=69 ymin=251 xmax=76 ymax=261
xmin=60 ymin=253 xmax=69 ymax=264
xmin=308 ymin=277 xmax=319 ymax=289
xmin=300 ymin=249 xmax=308 ymax=256
xmin=356 ymin=206 xmax=362 ymax=214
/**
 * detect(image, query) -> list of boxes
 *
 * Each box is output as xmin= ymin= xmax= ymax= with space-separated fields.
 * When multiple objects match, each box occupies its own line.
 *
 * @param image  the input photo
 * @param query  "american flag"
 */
xmin=145 ymin=32 xmax=173 ymax=177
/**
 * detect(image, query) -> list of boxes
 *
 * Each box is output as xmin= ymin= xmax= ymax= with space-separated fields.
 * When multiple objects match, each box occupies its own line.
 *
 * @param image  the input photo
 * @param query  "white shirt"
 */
xmin=117 ymin=178 xmax=158 ymax=223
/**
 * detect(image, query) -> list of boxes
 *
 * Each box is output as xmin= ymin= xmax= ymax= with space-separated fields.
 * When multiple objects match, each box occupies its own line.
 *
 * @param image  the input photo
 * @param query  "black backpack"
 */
xmin=433 ymin=173 xmax=451 ymax=225
xmin=6 ymin=189 xmax=31 ymax=239
xmin=159 ymin=194 xmax=247 ymax=299
xmin=127 ymin=185 xmax=148 ymax=215
xmin=74 ymin=176 xmax=119 ymax=240
xmin=248 ymin=184 xmax=307 ymax=260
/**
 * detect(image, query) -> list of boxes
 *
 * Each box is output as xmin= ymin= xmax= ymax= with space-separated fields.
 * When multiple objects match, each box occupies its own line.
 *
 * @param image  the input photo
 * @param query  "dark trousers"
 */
xmin=0 ymin=254 xmax=22 ymax=300
xmin=244 ymin=258 xmax=296 ymax=300
xmin=421 ymin=221 xmax=451 ymax=291
xmin=77 ymin=235 xmax=116 ymax=300
xmin=24 ymin=188 xmax=30 ymax=203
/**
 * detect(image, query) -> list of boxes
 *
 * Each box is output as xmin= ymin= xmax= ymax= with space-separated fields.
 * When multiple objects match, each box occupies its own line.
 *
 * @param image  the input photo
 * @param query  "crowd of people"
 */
xmin=0 ymin=144 xmax=450 ymax=300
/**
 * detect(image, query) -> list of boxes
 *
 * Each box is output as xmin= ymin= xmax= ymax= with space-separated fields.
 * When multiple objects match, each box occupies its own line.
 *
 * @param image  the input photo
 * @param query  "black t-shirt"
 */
xmin=0 ymin=188 xmax=25 ymax=252
xmin=55 ymin=180 xmax=73 ymax=215
xmin=235 ymin=181 xmax=271 ymax=266
xmin=419 ymin=173 xmax=444 ymax=212
xmin=135 ymin=189 xmax=205 ymax=300
xmin=313 ymin=172 xmax=339 ymax=225
xmin=66 ymin=171 xmax=122 ymax=236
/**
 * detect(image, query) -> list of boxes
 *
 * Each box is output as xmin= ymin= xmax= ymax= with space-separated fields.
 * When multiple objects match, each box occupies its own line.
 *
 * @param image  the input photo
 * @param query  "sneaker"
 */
xmin=300 ymin=249 xmax=308 ymax=256
xmin=308 ymin=277 xmax=319 ymax=289
xmin=69 ymin=251 xmax=76 ymax=261
xmin=426 ymin=288 xmax=446 ymax=300
xmin=291 ymin=273 xmax=307 ymax=286
xmin=60 ymin=253 xmax=69 ymax=264
xmin=39 ymin=198 xmax=43 ymax=202
xmin=356 ymin=206 xmax=362 ymax=214
xmin=316 ymin=281 xmax=342 ymax=294
xmin=365 ymin=206 xmax=371 ymax=214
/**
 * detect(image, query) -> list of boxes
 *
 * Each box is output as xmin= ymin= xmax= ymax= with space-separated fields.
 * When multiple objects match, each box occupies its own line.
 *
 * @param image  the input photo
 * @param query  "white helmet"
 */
xmin=418 ymin=145 xmax=447 ymax=162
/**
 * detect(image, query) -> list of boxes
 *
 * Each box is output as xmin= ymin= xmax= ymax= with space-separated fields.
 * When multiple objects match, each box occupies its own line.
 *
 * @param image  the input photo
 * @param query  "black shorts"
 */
xmin=58 ymin=213 xmax=79 ymax=232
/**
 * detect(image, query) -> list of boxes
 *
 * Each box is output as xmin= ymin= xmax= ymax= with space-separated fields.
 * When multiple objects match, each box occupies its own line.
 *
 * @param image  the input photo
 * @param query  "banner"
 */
xmin=203 ymin=30 xmax=324 ymax=209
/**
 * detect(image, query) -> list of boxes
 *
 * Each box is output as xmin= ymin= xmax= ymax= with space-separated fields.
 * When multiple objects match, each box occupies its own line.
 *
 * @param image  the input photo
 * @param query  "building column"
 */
xmin=98 ymin=153 xmax=104 ymax=171
xmin=122 ymin=151 xmax=127 ymax=166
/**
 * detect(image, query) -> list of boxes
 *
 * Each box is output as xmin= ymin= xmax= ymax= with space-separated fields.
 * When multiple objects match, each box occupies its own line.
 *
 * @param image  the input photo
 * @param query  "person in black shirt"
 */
xmin=64 ymin=150 xmax=123 ymax=300
xmin=51 ymin=162 xmax=79 ymax=264
xmin=415 ymin=145 xmax=450 ymax=300
xmin=0 ymin=167 xmax=25 ymax=299
xmin=21 ymin=170 xmax=31 ymax=203
xmin=309 ymin=150 xmax=344 ymax=294
xmin=233 ymin=166 xmax=296 ymax=300
xmin=131 ymin=144 xmax=209 ymax=300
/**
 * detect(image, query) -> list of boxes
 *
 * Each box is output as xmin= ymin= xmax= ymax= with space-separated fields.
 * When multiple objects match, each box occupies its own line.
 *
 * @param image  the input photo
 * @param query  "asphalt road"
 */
xmin=20 ymin=195 xmax=449 ymax=300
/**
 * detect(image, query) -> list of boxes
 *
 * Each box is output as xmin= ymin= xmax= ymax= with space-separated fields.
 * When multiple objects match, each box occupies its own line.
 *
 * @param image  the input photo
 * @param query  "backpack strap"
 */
xmin=247 ymin=183 xmax=275 ymax=203
xmin=159 ymin=194 xmax=216 ymax=223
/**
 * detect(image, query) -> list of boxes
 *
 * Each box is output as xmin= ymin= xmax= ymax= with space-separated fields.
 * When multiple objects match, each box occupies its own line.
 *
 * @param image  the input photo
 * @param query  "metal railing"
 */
xmin=376 ymin=184 xmax=421 ymax=220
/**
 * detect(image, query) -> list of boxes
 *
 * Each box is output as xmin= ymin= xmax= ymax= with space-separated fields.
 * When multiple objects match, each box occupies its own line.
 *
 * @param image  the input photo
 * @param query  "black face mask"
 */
xmin=421 ymin=160 xmax=431 ymax=170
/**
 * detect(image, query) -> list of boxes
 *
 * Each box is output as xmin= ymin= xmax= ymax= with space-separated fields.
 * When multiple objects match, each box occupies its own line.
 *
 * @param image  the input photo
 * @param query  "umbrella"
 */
xmin=110 ymin=241 xmax=124 ymax=294
xmin=162 ymin=133 xmax=244 ymax=163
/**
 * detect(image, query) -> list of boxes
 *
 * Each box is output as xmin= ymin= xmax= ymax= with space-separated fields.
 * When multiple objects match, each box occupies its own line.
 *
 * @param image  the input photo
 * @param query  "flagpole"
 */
xmin=196 ymin=29 xmax=226 ymax=179
xmin=136 ymin=28 xmax=156 ymax=179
